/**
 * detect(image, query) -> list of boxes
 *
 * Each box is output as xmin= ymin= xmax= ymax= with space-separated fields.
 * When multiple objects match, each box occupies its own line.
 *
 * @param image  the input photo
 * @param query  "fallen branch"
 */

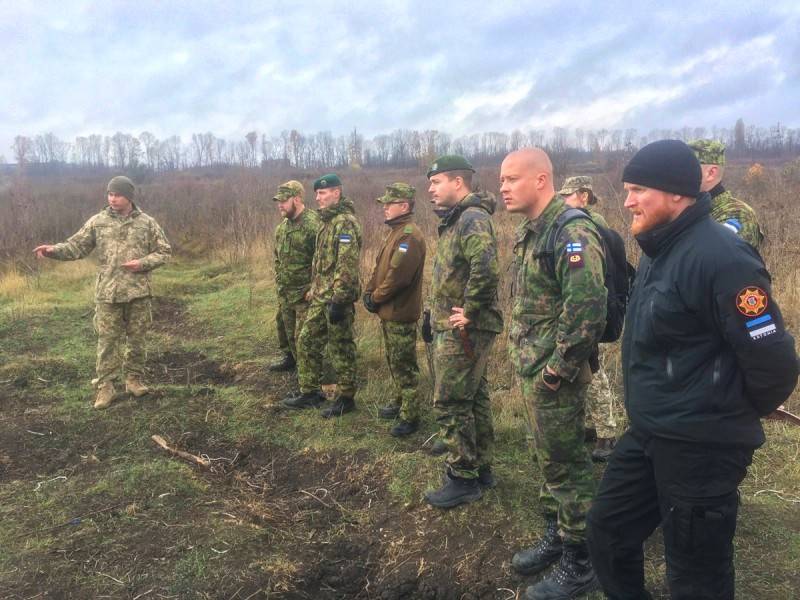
xmin=151 ymin=435 xmax=211 ymax=468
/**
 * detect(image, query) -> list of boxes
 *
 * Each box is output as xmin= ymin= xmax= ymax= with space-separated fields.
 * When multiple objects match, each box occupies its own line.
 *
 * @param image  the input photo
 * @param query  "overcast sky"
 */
xmin=2 ymin=0 xmax=799 ymax=157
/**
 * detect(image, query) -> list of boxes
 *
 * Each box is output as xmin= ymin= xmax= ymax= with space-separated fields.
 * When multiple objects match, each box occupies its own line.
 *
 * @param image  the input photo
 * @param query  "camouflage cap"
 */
xmin=688 ymin=139 xmax=726 ymax=166
xmin=426 ymin=155 xmax=475 ymax=178
xmin=313 ymin=173 xmax=342 ymax=191
xmin=107 ymin=175 xmax=135 ymax=200
xmin=558 ymin=175 xmax=593 ymax=196
xmin=377 ymin=182 xmax=415 ymax=204
xmin=272 ymin=180 xmax=305 ymax=201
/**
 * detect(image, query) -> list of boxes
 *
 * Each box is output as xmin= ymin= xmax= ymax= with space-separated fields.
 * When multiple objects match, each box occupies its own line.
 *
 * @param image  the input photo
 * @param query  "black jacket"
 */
xmin=622 ymin=194 xmax=798 ymax=447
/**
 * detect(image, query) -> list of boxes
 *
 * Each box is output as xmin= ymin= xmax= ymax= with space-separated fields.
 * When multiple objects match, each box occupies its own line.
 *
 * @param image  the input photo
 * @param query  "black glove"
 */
xmin=328 ymin=302 xmax=348 ymax=324
xmin=422 ymin=309 xmax=433 ymax=343
xmin=362 ymin=292 xmax=379 ymax=314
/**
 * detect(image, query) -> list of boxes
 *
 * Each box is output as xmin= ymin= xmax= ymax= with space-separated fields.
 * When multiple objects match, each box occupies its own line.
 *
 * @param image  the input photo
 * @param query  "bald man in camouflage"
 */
xmin=560 ymin=176 xmax=619 ymax=462
xmin=688 ymin=139 xmax=764 ymax=250
xmin=33 ymin=176 xmax=171 ymax=409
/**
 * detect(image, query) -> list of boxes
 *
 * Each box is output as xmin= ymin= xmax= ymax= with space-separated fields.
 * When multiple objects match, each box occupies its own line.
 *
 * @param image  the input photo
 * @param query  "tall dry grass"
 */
xmin=1 ymin=160 xmax=798 ymax=414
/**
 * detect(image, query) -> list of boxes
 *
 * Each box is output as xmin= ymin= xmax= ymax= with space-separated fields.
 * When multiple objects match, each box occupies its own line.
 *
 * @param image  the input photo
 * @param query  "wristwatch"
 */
xmin=542 ymin=370 xmax=562 ymax=386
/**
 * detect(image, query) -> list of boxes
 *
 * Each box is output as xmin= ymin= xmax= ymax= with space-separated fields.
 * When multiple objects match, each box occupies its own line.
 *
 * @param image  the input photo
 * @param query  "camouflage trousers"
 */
xmin=433 ymin=328 xmax=496 ymax=479
xmin=522 ymin=370 xmax=595 ymax=545
xmin=296 ymin=300 xmax=357 ymax=398
xmin=93 ymin=298 xmax=152 ymax=388
xmin=584 ymin=362 xmax=618 ymax=439
xmin=276 ymin=300 xmax=309 ymax=361
xmin=380 ymin=320 xmax=421 ymax=422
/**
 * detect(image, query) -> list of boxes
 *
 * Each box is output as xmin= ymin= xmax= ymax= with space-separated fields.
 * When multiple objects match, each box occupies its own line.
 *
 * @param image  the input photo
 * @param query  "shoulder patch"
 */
xmin=736 ymin=286 xmax=768 ymax=317
xmin=744 ymin=313 xmax=777 ymax=340
xmin=403 ymin=225 xmax=413 ymax=234
xmin=338 ymin=233 xmax=353 ymax=244
xmin=723 ymin=218 xmax=742 ymax=234
xmin=398 ymin=242 xmax=409 ymax=253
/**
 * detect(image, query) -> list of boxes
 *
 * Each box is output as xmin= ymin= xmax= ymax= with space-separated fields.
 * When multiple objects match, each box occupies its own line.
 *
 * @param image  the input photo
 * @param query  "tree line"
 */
xmin=9 ymin=119 xmax=799 ymax=173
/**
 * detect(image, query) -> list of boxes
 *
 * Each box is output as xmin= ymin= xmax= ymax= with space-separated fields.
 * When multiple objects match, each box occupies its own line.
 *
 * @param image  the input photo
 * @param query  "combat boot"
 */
xmin=93 ymin=382 xmax=115 ymax=410
xmin=524 ymin=544 xmax=599 ymax=600
xmin=429 ymin=440 xmax=448 ymax=456
xmin=378 ymin=404 xmax=400 ymax=419
xmin=282 ymin=390 xmax=325 ymax=409
xmin=512 ymin=519 xmax=562 ymax=575
xmin=592 ymin=438 xmax=616 ymax=463
xmin=320 ymin=395 xmax=355 ymax=418
xmin=125 ymin=376 xmax=150 ymax=398
xmin=425 ymin=469 xmax=482 ymax=508
xmin=390 ymin=419 xmax=418 ymax=437
xmin=268 ymin=354 xmax=296 ymax=372
xmin=477 ymin=465 xmax=496 ymax=489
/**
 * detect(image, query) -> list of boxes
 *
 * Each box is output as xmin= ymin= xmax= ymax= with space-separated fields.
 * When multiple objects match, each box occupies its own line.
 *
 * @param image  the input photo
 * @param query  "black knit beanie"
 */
xmin=622 ymin=140 xmax=701 ymax=197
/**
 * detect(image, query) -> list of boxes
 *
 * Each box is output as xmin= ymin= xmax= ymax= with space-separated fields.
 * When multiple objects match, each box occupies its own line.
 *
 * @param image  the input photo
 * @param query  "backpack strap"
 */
xmin=539 ymin=208 xmax=594 ymax=279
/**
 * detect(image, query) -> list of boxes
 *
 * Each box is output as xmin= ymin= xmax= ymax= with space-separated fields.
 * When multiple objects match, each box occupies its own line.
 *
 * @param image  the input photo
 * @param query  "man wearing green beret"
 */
xmin=363 ymin=183 xmax=427 ymax=437
xmin=268 ymin=180 xmax=320 ymax=373
xmin=559 ymin=175 xmax=619 ymax=462
xmin=688 ymin=139 xmax=764 ymax=249
xmin=282 ymin=174 xmax=363 ymax=418
xmin=422 ymin=155 xmax=503 ymax=508
xmin=33 ymin=176 xmax=172 ymax=409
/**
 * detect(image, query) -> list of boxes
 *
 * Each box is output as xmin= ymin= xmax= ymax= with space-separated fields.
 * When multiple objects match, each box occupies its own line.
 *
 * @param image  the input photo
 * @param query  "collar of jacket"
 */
xmin=436 ymin=191 xmax=495 ymax=232
xmin=319 ymin=196 xmax=355 ymax=222
xmin=709 ymin=182 xmax=725 ymax=199
xmin=635 ymin=192 xmax=711 ymax=258
xmin=105 ymin=204 xmax=141 ymax=220
xmin=385 ymin=212 xmax=414 ymax=228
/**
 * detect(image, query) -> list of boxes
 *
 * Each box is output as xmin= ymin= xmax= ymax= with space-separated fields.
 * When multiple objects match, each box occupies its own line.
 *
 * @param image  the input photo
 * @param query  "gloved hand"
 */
xmin=422 ymin=309 xmax=433 ymax=343
xmin=328 ymin=302 xmax=348 ymax=324
xmin=362 ymin=292 xmax=379 ymax=314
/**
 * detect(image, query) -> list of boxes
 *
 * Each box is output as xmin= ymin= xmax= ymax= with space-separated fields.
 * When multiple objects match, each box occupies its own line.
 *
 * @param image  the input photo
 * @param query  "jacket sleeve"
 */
xmin=712 ymin=252 xmax=799 ymax=415
xmin=48 ymin=216 xmax=97 ymax=261
xmin=371 ymin=234 xmax=425 ymax=304
xmin=139 ymin=220 xmax=172 ymax=271
xmin=330 ymin=219 xmax=361 ymax=305
xmin=459 ymin=213 xmax=500 ymax=323
xmin=546 ymin=221 xmax=607 ymax=381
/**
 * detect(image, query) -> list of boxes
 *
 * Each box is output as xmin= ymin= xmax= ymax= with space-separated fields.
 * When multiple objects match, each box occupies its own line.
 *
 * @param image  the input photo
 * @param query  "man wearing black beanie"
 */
xmin=586 ymin=140 xmax=799 ymax=599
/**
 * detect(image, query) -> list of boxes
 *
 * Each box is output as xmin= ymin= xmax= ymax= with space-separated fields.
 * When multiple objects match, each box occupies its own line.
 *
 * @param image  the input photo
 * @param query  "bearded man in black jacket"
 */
xmin=586 ymin=140 xmax=799 ymax=600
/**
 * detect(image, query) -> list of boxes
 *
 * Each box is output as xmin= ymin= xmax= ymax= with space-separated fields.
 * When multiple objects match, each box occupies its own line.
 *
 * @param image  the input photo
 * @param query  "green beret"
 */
xmin=273 ymin=180 xmax=305 ymax=201
xmin=107 ymin=175 xmax=135 ymax=200
xmin=426 ymin=155 xmax=475 ymax=178
xmin=313 ymin=173 xmax=342 ymax=191
xmin=688 ymin=139 xmax=726 ymax=166
xmin=377 ymin=182 xmax=415 ymax=204
xmin=558 ymin=175 xmax=593 ymax=196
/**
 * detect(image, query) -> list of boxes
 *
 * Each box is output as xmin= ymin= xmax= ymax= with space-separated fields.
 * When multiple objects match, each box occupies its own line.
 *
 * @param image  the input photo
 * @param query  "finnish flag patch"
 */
xmin=338 ymin=234 xmax=352 ymax=244
xmin=723 ymin=218 xmax=743 ymax=234
xmin=565 ymin=242 xmax=583 ymax=253
xmin=745 ymin=313 xmax=776 ymax=340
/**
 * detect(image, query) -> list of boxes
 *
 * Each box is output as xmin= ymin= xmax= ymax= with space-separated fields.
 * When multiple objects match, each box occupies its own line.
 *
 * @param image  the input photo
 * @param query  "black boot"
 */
xmin=477 ymin=465 xmax=496 ymax=489
xmin=524 ymin=544 xmax=599 ymax=600
xmin=281 ymin=390 xmax=325 ymax=409
xmin=512 ymin=519 xmax=562 ymax=575
xmin=268 ymin=354 xmax=296 ymax=372
xmin=591 ymin=437 xmax=616 ymax=463
xmin=390 ymin=419 xmax=418 ymax=437
xmin=320 ymin=395 xmax=355 ymax=418
xmin=425 ymin=469 xmax=482 ymax=508
xmin=429 ymin=440 xmax=448 ymax=456
xmin=378 ymin=404 xmax=400 ymax=419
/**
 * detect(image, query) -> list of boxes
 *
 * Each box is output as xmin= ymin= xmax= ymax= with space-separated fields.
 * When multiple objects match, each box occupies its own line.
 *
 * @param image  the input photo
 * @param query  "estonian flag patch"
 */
xmin=723 ymin=218 xmax=743 ymax=234
xmin=338 ymin=234 xmax=352 ymax=244
xmin=398 ymin=242 xmax=409 ymax=253
xmin=746 ymin=313 xmax=776 ymax=340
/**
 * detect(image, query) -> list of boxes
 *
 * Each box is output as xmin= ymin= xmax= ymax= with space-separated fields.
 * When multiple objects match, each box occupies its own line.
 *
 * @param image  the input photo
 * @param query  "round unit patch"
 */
xmin=736 ymin=287 xmax=768 ymax=316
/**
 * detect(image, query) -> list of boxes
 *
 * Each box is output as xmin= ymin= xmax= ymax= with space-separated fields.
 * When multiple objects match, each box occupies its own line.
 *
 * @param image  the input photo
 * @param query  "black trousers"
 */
xmin=586 ymin=429 xmax=753 ymax=600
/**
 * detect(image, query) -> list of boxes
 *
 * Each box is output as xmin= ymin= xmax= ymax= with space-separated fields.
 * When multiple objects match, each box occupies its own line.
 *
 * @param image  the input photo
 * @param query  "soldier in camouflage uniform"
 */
xmin=689 ymin=139 xmax=764 ymax=250
xmin=282 ymin=174 xmax=362 ymax=418
xmin=269 ymin=180 xmax=320 ymax=372
xmin=363 ymin=183 xmax=426 ymax=437
xmin=560 ymin=176 xmax=619 ymax=462
xmin=503 ymin=150 xmax=605 ymax=599
xmin=421 ymin=155 xmax=503 ymax=509
xmin=33 ymin=176 xmax=171 ymax=409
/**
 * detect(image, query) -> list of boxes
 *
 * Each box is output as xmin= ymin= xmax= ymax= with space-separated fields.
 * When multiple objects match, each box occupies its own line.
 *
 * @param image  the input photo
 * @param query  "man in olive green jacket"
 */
xmin=363 ymin=183 xmax=426 ymax=437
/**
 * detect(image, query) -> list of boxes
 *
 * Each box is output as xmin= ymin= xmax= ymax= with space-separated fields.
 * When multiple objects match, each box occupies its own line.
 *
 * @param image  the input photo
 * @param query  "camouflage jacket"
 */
xmin=709 ymin=184 xmax=764 ymax=250
xmin=509 ymin=195 xmax=606 ymax=381
xmin=430 ymin=191 xmax=503 ymax=333
xmin=585 ymin=206 xmax=609 ymax=230
xmin=309 ymin=197 xmax=362 ymax=304
xmin=274 ymin=208 xmax=321 ymax=305
xmin=366 ymin=212 xmax=426 ymax=323
xmin=49 ymin=205 xmax=172 ymax=303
